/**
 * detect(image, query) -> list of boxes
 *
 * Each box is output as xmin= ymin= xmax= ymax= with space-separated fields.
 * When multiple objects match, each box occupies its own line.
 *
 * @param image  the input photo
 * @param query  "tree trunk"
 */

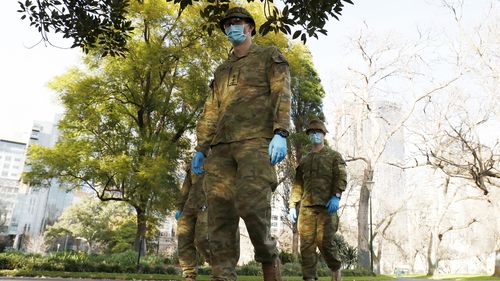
xmin=357 ymin=181 xmax=371 ymax=270
xmin=134 ymin=207 xmax=147 ymax=256
xmin=426 ymin=230 xmax=438 ymax=276
xmin=494 ymin=250 xmax=500 ymax=277
xmin=292 ymin=220 xmax=299 ymax=257
xmin=426 ymin=176 xmax=448 ymax=276
xmin=373 ymin=245 xmax=381 ymax=274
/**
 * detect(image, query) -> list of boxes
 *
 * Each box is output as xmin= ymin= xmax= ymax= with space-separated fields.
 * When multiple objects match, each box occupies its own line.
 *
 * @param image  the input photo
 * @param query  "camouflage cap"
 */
xmin=306 ymin=119 xmax=328 ymax=134
xmin=219 ymin=7 xmax=257 ymax=36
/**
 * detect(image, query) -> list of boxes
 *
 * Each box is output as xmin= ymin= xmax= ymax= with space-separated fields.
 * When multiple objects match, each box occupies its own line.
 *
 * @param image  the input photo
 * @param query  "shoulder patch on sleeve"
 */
xmin=272 ymin=48 xmax=289 ymax=65
xmin=333 ymin=151 xmax=346 ymax=165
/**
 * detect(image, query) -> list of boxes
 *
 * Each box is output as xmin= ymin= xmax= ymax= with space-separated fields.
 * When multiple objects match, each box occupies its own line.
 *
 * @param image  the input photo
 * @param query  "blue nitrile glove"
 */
xmin=191 ymin=151 xmax=205 ymax=174
xmin=288 ymin=208 xmax=297 ymax=224
xmin=268 ymin=134 xmax=287 ymax=165
xmin=175 ymin=210 xmax=182 ymax=220
xmin=326 ymin=196 xmax=340 ymax=214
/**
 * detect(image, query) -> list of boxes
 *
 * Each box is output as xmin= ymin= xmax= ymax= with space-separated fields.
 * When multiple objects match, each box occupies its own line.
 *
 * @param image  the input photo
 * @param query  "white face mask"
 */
xmin=309 ymin=132 xmax=323 ymax=144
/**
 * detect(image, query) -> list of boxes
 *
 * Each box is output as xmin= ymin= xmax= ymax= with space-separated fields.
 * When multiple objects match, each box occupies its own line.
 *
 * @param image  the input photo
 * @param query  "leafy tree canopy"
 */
xmin=17 ymin=0 xmax=353 ymax=56
xmin=24 ymin=0 xmax=228 ymax=252
xmin=44 ymin=198 xmax=136 ymax=253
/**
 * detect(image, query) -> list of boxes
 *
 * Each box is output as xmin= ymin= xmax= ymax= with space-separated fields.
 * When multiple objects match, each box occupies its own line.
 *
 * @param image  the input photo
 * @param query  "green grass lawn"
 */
xmin=0 ymin=269 xmax=391 ymax=280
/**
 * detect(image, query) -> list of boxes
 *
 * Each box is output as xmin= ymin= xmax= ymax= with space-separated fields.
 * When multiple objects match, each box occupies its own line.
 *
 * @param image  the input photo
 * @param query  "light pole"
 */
xmin=366 ymin=180 xmax=375 ymax=273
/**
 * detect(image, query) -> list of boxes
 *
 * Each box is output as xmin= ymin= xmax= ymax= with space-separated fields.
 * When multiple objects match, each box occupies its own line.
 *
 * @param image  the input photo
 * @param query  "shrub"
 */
xmin=334 ymin=234 xmax=357 ymax=269
xmin=282 ymin=262 xmax=302 ymax=276
xmin=164 ymin=265 xmax=181 ymax=275
xmin=198 ymin=265 xmax=212 ymax=275
xmin=279 ymin=250 xmax=297 ymax=264
xmin=342 ymin=267 xmax=376 ymax=276
xmin=0 ymin=251 xmax=27 ymax=269
xmin=236 ymin=261 xmax=262 ymax=276
xmin=0 ymin=251 xmax=132 ymax=273
xmin=107 ymin=250 xmax=138 ymax=269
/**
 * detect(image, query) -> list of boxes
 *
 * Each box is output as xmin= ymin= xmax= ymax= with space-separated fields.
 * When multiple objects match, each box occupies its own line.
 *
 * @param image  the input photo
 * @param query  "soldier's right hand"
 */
xmin=191 ymin=151 xmax=205 ymax=174
xmin=288 ymin=208 xmax=297 ymax=224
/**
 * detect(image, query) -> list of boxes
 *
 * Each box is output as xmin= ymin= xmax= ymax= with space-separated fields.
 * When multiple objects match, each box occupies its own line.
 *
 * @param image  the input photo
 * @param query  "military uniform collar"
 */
xmin=229 ymin=43 xmax=259 ymax=61
xmin=311 ymin=145 xmax=329 ymax=154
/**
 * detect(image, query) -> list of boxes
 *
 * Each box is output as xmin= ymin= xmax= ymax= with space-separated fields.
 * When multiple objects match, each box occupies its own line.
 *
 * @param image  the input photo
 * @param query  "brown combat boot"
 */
xmin=262 ymin=258 xmax=282 ymax=281
xmin=331 ymin=270 xmax=341 ymax=281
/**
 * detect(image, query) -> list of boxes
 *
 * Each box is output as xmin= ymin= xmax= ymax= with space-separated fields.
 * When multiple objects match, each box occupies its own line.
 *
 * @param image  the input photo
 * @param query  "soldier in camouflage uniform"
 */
xmin=190 ymin=6 xmax=291 ymax=281
xmin=288 ymin=119 xmax=347 ymax=281
xmin=176 ymin=168 xmax=210 ymax=281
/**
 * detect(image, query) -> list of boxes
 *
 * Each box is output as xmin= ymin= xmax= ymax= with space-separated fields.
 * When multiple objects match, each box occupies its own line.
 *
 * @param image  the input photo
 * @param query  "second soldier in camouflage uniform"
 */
xmin=191 ymin=6 xmax=291 ymax=281
xmin=288 ymin=119 xmax=347 ymax=281
xmin=176 ymin=168 xmax=210 ymax=281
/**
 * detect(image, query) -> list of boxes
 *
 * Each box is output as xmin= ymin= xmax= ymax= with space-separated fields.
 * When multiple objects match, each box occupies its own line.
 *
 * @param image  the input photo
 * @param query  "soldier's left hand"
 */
xmin=326 ymin=196 xmax=340 ymax=214
xmin=268 ymin=134 xmax=287 ymax=165
xmin=175 ymin=210 xmax=182 ymax=220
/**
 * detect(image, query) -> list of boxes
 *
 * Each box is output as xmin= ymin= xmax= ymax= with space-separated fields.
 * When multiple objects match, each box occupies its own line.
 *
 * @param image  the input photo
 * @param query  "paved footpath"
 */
xmin=383 ymin=279 xmax=498 ymax=281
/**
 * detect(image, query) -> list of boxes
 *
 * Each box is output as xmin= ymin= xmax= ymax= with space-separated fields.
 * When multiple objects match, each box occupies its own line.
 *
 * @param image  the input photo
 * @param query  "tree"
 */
xmin=418 ymin=107 xmax=500 ymax=195
xmin=330 ymin=28 xmax=458 ymax=271
xmin=370 ymin=1 xmax=500 ymax=274
xmin=418 ymin=0 xmax=500 ymax=196
xmin=45 ymin=198 xmax=136 ymax=253
xmin=23 ymin=0 xmax=228 ymax=254
xmin=17 ymin=0 xmax=353 ymax=57
xmin=400 ymin=91 xmax=500 ymax=274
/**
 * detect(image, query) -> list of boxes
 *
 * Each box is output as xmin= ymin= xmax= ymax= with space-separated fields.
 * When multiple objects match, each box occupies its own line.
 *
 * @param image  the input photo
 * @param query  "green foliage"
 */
xmin=279 ymin=250 xmax=297 ymax=264
xmin=198 ymin=265 xmax=212 ymax=276
xmin=280 ymin=261 xmax=374 ymax=277
xmin=0 ymin=252 xmax=381 ymax=278
xmin=44 ymin=199 xmax=136 ymax=254
xmin=334 ymin=234 xmax=358 ymax=269
xmin=0 ymin=251 xmax=34 ymax=269
xmin=236 ymin=261 xmax=262 ymax=276
xmin=18 ymin=0 xmax=353 ymax=57
xmin=23 ymin=0 xmax=228 ymax=251
xmin=0 ymin=251 xmax=181 ymax=274
xmin=281 ymin=261 xmax=302 ymax=276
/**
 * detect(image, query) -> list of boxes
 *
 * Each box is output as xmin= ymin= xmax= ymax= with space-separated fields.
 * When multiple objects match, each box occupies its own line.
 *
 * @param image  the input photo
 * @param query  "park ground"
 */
xmin=0 ymin=270 xmax=499 ymax=281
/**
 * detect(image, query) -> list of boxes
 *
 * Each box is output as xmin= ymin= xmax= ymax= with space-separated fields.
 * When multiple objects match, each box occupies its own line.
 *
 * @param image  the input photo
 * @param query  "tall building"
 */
xmin=0 ymin=139 xmax=27 ymax=235
xmin=8 ymin=120 xmax=75 ymax=250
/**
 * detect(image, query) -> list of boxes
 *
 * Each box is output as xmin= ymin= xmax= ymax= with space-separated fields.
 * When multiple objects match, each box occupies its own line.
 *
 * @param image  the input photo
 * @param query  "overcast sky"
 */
xmin=0 ymin=0 xmax=496 ymax=143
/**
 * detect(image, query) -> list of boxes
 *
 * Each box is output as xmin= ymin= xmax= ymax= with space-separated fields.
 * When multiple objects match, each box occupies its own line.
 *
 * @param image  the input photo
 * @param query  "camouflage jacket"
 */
xmin=289 ymin=146 xmax=347 ymax=208
xmin=176 ymin=168 xmax=206 ymax=212
xmin=195 ymin=43 xmax=291 ymax=155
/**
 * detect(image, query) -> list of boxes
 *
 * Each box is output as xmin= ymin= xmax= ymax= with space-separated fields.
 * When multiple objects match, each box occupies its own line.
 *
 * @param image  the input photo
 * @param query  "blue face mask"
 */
xmin=309 ymin=132 xmax=323 ymax=145
xmin=225 ymin=24 xmax=246 ymax=46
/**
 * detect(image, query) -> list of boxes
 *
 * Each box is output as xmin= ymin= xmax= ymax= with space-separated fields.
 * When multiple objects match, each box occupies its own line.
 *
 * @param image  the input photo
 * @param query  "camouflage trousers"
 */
xmin=178 ymin=207 xmax=211 ymax=279
xmin=298 ymin=206 xmax=341 ymax=280
xmin=204 ymin=138 xmax=279 ymax=281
